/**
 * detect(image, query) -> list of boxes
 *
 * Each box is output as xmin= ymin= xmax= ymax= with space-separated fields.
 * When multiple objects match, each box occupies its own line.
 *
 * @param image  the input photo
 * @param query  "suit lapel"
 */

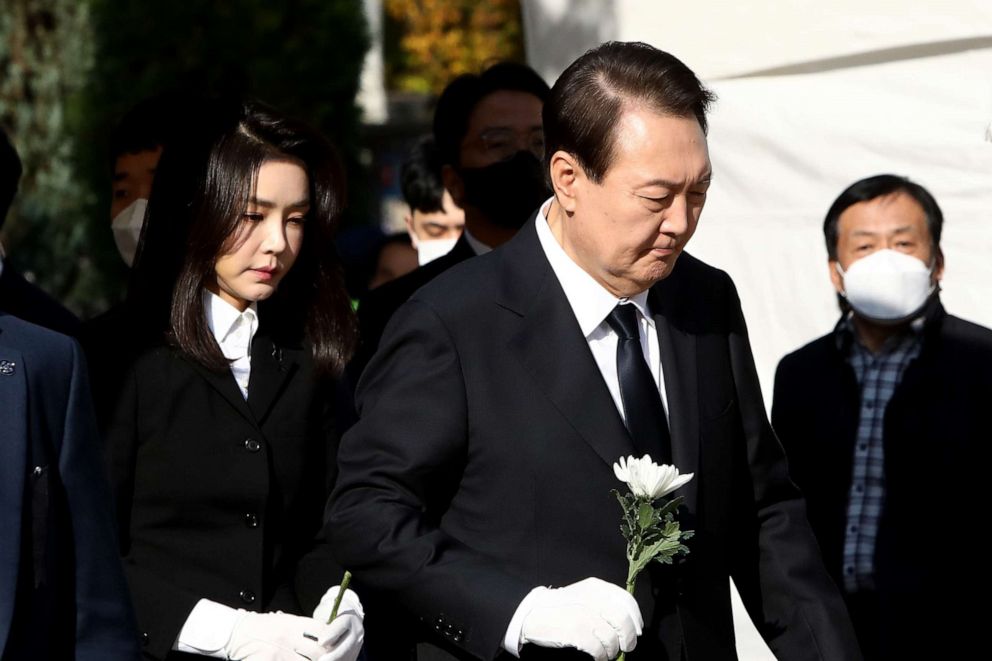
xmin=186 ymin=358 xmax=257 ymax=425
xmin=247 ymin=334 xmax=300 ymax=424
xmin=649 ymin=286 xmax=700 ymax=513
xmin=0 ymin=339 xmax=27 ymax=649
xmin=500 ymin=219 xmax=636 ymax=468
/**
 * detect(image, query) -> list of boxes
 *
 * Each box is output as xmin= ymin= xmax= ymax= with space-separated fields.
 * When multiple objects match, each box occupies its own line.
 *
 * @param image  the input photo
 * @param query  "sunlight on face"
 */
xmin=211 ymin=159 xmax=309 ymax=311
xmin=563 ymin=107 xmax=711 ymax=297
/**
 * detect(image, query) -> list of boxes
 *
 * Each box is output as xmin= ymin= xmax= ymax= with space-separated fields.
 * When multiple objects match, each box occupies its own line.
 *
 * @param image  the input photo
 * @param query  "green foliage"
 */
xmin=1 ymin=0 xmax=369 ymax=316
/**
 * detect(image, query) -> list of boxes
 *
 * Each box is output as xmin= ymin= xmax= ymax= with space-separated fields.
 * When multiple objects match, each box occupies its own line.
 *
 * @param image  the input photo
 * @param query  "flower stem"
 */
xmin=617 ymin=581 xmax=636 ymax=661
xmin=326 ymin=570 xmax=352 ymax=624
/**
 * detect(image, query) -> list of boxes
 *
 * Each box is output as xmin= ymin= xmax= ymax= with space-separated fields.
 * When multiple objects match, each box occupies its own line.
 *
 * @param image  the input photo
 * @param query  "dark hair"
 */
xmin=0 ymin=128 xmax=22 ymax=224
xmin=823 ymin=174 xmax=943 ymax=260
xmin=110 ymin=93 xmax=184 ymax=166
xmin=544 ymin=41 xmax=715 ymax=183
xmin=132 ymin=98 xmax=357 ymax=376
xmin=433 ymin=61 xmax=550 ymax=168
xmin=400 ymin=136 xmax=445 ymax=214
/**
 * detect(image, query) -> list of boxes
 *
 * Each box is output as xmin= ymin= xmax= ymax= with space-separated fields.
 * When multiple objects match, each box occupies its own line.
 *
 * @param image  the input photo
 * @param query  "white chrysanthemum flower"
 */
xmin=613 ymin=454 xmax=693 ymax=500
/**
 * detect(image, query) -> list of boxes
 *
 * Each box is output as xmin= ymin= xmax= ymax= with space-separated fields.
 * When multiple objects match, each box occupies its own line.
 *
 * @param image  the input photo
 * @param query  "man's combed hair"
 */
xmin=543 ymin=41 xmax=715 ymax=182
xmin=400 ymin=137 xmax=445 ymax=214
xmin=823 ymin=174 xmax=944 ymax=261
xmin=131 ymin=99 xmax=357 ymax=376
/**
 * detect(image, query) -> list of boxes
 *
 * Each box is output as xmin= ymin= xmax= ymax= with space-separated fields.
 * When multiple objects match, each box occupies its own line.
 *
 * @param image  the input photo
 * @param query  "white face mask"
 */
xmin=837 ymin=249 xmax=936 ymax=323
xmin=111 ymin=198 xmax=148 ymax=267
xmin=415 ymin=236 xmax=458 ymax=266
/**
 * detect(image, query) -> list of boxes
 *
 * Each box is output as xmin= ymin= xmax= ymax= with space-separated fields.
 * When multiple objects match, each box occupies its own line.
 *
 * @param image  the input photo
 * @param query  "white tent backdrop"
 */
xmin=523 ymin=2 xmax=992 ymax=657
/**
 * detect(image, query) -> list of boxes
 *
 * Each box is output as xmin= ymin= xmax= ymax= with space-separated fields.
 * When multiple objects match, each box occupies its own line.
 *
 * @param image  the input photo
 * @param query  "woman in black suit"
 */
xmin=105 ymin=100 xmax=364 ymax=661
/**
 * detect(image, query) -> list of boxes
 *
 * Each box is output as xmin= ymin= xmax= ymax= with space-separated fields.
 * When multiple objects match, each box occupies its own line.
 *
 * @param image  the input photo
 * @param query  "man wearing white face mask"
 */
xmin=400 ymin=137 xmax=465 ymax=267
xmin=772 ymin=174 xmax=992 ymax=660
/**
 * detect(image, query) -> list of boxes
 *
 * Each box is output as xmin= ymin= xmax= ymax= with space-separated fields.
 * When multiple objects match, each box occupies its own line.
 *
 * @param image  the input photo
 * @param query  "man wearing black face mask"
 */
xmin=352 ymin=62 xmax=551 ymax=381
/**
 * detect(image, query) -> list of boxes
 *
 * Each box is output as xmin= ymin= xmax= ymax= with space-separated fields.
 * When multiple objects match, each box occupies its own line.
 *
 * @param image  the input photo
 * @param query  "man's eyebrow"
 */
xmin=638 ymin=173 xmax=713 ymax=188
xmin=851 ymin=225 xmax=912 ymax=237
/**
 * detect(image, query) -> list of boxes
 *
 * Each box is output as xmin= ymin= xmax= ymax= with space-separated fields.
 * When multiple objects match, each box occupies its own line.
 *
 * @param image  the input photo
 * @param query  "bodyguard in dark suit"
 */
xmin=0 ymin=312 xmax=139 ymax=660
xmin=772 ymin=175 xmax=990 ymax=659
xmin=329 ymin=42 xmax=860 ymax=661
xmin=353 ymin=63 xmax=551 ymax=377
xmin=0 ymin=130 xmax=80 ymax=337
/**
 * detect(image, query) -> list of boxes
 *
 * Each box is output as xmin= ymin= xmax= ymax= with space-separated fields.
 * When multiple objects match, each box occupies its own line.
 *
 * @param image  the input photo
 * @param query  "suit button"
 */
xmin=244 ymin=438 xmax=261 ymax=452
xmin=141 ymin=632 xmax=149 ymax=646
xmin=244 ymin=513 xmax=259 ymax=528
xmin=240 ymin=590 xmax=256 ymax=604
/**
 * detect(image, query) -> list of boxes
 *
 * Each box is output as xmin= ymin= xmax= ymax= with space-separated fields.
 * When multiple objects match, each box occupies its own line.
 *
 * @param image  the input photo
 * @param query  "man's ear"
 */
xmin=549 ymin=150 xmax=580 ymax=214
xmin=404 ymin=212 xmax=418 ymax=247
xmin=933 ymin=246 xmax=945 ymax=283
xmin=442 ymin=164 xmax=465 ymax=208
xmin=828 ymin=259 xmax=844 ymax=295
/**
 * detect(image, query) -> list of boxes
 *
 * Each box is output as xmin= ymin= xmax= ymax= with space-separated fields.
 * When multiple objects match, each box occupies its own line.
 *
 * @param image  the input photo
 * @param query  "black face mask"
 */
xmin=458 ymin=150 xmax=551 ymax=230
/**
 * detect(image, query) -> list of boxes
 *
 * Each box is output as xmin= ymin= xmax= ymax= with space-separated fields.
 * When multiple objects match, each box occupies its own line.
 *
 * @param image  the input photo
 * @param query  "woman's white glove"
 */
xmin=224 ymin=610 xmax=342 ymax=660
xmin=310 ymin=585 xmax=365 ymax=661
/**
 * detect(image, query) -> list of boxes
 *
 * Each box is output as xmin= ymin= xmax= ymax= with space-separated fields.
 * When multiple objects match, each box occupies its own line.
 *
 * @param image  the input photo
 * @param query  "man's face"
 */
xmin=559 ymin=107 xmax=711 ymax=297
xmin=405 ymin=190 xmax=465 ymax=245
xmin=444 ymin=90 xmax=544 ymax=204
xmin=828 ymin=191 xmax=943 ymax=295
xmin=111 ymin=146 xmax=162 ymax=219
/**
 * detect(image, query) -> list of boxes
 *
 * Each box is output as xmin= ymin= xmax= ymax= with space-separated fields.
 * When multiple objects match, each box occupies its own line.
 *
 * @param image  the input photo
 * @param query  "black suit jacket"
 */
xmin=0 ymin=264 xmax=80 ymax=337
xmin=352 ymin=236 xmax=476 ymax=380
xmin=328 ymin=218 xmax=860 ymax=661
xmin=0 ymin=313 xmax=139 ymax=660
xmin=105 ymin=329 xmax=344 ymax=660
xmin=771 ymin=302 xmax=992 ymax=658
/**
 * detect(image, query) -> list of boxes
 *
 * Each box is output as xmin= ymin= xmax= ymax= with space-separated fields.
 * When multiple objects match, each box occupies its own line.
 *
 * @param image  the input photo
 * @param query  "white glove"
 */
xmin=310 ymin=585 xmax=365 ymax=661
xmin=224 ymin=610 xmax=342 ymax=661
xmin=519 ymin=577 xmax=643 ymax=661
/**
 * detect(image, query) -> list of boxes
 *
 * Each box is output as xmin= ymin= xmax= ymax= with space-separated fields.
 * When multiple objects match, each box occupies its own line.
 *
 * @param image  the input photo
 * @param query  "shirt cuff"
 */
xmin=174 ymin=598 xmax=243 ymax=657
xmin=502 ymin=586 xmax=548 ymax=657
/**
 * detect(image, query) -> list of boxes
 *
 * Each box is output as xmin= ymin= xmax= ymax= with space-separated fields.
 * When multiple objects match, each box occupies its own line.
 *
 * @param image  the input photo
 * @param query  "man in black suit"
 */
xmin=0 ymin=312 xmax=139 ymax=660
xmin=0 ymin=130 xmax=80 ymax=336
xmin=329 ymin=42 xmax=860 ymax=661
xmin=354 ymin=62 xmax=551 ymax=376
xmin=772 ymin=174 xmax=991 ymax=659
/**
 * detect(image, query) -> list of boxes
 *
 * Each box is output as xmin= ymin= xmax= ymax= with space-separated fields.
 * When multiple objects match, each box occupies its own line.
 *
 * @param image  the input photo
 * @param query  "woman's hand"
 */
xmin=310 ymin=585 xmax=365 ymax=661
xmin=224 ymin=610 xmax=348 ymax=660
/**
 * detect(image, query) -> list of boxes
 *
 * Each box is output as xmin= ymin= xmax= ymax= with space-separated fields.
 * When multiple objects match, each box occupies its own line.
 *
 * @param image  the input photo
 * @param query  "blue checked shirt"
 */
xmin=835 ymin=316 xmax=922 ymax=593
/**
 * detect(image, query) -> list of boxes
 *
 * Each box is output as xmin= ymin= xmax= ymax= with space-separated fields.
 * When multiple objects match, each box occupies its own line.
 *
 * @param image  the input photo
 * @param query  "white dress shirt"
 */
xmin=503 ymin=200 xmax=670 ymax=655
xmin=203 ymin=290 xmax=258 ymax=399
xmin=171 ymin=291 xmax=259 ymax=656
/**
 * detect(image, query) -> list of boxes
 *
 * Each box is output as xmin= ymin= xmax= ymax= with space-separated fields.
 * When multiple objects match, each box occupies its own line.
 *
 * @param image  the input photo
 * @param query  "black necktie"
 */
xmin=605 ymin=303 xmax=673 ymax=464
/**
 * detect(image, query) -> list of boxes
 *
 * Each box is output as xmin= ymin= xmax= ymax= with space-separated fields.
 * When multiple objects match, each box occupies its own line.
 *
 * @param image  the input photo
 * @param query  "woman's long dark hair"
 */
xmin=130 ymin=98 xmax=357 ymax=376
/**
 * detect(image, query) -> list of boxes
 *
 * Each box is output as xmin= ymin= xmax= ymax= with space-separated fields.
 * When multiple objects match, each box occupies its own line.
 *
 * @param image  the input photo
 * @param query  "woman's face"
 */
xmin=211 ymin=159 xmax=309 ymax=311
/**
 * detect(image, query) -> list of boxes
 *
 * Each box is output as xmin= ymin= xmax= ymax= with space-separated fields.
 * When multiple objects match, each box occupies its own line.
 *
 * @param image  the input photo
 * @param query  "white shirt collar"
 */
xmin=462 ymin=227 xmax=492 ymax=256
xmin=535 ymin=198 xmax=651 ymax=338
xmin=203 ymin=289 xmax=258 ymax=347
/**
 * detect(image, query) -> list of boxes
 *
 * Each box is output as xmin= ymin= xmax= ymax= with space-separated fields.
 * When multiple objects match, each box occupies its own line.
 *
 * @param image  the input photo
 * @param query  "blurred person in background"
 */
xmin=0 ymin=129 xmax=81 ymax=336
xmin=104 ymin=99 xmax=364 ymax=661
xmin=81 ymin=93 xmax=185 ymax=429
xmin=367 ymin=232 xmax=418 ymax=291
xmin=1 ymin=310 xmax=139 ymax=660
xmin=400 ymin=136 xmax=464 ymax=267
xmin=353 ymin=62 xmax=550 ymax=378
xmin=772 ymin=174 xmax=991 ymax=659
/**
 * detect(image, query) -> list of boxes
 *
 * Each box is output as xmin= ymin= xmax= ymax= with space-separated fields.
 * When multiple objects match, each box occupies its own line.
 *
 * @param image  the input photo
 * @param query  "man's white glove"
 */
xmin=224 ymin=610 xmax=342 ymax=660
xmin=310 ymin=585 xmax=365 ymax=661
xmin=519 ymin=577 xmax=643 ymax=661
